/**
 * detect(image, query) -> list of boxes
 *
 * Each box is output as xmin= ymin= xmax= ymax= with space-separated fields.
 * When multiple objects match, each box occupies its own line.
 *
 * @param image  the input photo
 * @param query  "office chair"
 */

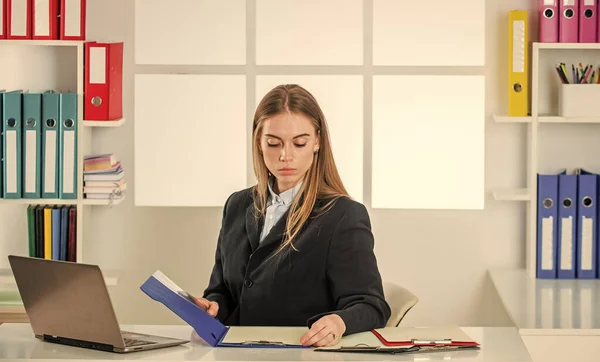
xmin=383 ymin=281 xmax=419 ymax=327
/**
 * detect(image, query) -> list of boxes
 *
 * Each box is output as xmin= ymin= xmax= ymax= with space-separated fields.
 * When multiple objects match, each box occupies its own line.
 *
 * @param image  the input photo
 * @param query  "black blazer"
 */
xmin=202 ymin=187 xmax=391 ymax=336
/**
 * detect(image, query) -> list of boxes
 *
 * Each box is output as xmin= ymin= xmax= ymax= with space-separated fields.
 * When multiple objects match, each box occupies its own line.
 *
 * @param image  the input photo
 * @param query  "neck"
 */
xmin=275 ymin=179 xmax=301 ymax=194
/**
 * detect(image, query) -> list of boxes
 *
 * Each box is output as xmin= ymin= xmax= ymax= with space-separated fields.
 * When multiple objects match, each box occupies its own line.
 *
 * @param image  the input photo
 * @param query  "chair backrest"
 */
xmin=383 ymin=281 xmax=419 ymax=327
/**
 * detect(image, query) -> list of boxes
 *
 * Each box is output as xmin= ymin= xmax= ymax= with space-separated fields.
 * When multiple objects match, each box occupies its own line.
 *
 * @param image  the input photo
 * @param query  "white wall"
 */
xmin=79 ymin=0 xmax=535 ymax=327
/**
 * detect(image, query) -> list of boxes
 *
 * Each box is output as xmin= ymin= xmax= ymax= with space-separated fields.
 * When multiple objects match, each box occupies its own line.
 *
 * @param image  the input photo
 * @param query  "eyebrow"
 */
xmin=264 ymin=133 xmax=310 ymax=140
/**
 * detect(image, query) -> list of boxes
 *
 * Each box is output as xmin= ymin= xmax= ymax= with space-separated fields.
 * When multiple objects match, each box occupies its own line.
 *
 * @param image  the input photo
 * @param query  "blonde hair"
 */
xmin=252 ymin=84 xmax=349 ymax=255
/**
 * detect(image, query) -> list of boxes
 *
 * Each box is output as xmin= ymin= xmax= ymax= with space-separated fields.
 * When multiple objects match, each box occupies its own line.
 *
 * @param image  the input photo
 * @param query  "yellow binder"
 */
xmin=44 ymin=206 xmax=52 ymax=259
xmin=508 ymin=10 xmax=529 ymax=116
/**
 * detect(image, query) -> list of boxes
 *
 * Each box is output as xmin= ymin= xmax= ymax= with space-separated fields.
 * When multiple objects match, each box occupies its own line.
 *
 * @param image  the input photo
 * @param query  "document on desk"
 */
xmin=220 ymin=326 xmax=307 ymax=347
xmin=315 ymin=327 xmax=480 ymax=354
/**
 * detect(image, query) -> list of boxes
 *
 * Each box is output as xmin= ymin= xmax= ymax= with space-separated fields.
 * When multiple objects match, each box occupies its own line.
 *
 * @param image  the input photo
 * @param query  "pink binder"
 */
xmin=540 ymin=0 xmax=559 ymax=42
xmin=559 ymin=0 xmax=579 ymax=42
xmin=580 ymin=0 xmax=597 ymax=42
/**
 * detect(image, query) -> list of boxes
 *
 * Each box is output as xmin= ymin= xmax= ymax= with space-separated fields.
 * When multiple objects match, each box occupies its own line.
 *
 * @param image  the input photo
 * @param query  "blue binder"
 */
xmin=51 ymin=206 xmax=61 ymax=260
xmin=22 ymin=93 xmax=43 ymax=199
xmin=2 ymin=90 xmax=23 ymax=198
xmin=537 ymin=172 xmax=562 ymax=279
xmin=0 ymin=90 xmax=4 ymax=198
xmin=140 ymin=273 xmax=308 ymax=348
xmin=575 ymin=169 xmax=597 ymax=279
xmin=557 ymin=172 xmax=577 ymax=279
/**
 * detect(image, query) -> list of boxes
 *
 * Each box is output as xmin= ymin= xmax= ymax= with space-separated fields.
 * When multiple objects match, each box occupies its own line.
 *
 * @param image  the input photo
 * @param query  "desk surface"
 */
xmin=489 ymin=268 xmax=600 ymax=335
xmin=0 ymin=324 xmax=531 ymax=362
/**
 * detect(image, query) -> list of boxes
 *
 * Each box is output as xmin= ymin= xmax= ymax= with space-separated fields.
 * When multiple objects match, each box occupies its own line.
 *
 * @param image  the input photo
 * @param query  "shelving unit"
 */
xmin=0 ymin=40 xmax=125 ymax=309
xmin=493 ymin=42 xmax=600 ymax=278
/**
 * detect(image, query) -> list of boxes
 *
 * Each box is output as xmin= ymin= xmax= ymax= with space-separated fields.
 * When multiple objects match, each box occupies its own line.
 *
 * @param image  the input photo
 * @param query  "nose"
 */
xmin=279 ymin=144 xmax=292 ymax=161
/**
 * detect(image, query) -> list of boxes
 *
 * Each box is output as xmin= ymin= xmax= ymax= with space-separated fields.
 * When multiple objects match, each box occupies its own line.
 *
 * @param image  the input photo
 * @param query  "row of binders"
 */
xmin=0 ymin=0 xmax=86 ymax=40
xmin=537 ymin=168 xmax=600 ymax=279
xmin=26 ymin=204 xmax=77 ymax=262
xmin=0 ymin=90 xmax=78 ymax=199
xmin=540 ymin=0 xmax=600 ymax=43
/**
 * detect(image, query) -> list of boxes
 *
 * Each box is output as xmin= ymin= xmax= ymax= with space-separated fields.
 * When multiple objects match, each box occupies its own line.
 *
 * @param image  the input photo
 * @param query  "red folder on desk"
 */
xmin=84 ymin=41 xmax=123 ymax=121
xmin=371 ymin=327 xmax=480 ymax=348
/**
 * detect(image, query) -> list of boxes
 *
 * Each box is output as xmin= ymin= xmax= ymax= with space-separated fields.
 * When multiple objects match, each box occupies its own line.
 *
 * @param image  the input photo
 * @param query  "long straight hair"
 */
xmin=252 ymin=84 xmax=349 ymax=255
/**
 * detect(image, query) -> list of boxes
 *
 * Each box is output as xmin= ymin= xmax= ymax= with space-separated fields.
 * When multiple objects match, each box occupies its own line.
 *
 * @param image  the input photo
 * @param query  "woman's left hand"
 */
xmin=300 ymin=314 xmax=346 ymax=347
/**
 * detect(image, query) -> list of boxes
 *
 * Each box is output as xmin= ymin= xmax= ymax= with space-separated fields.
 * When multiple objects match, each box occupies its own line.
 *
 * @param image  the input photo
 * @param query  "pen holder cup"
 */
xmin=558 ymin=84 xmax=600 ymax=118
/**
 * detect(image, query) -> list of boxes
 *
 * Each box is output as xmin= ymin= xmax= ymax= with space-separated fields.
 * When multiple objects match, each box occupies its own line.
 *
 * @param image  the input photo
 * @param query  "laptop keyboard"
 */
xmin=123 ymin=337 xmax=157 ymax=347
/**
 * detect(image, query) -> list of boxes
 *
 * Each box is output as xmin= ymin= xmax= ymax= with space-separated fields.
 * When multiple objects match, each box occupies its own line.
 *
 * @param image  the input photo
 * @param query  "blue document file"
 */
xmin=557 ymin=172 xmax=577 ymax=279
xmin=575 ymin=169 xmax=597 ymax=279
xmin=22 ymin=93 xmax=43 ymax=199
xmin=140 ymin=271 xmax=308 ymax=348
xmin=537 ymin=172 xmax=562 ymax=278
xmin=2 ymin=90 xmax=23 ymax=198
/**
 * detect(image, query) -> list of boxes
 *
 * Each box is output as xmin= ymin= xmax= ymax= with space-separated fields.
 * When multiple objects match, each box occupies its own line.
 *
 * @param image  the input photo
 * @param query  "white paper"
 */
xmin=541 ymin=217 xmax=554 ymax=270
xmin=560 ymin=217 xmax=573 ymax=270
xmin=6 ymin=131 xmax=17 ymax=193
xmin=11 ymin=0 xmax=28 ymax=37
xmin=581 ymin=217 xmax=593 ymax=270
xmin=375 ymin=327 xmax=475 ymax=343
xmin=34 ymin=0 xmax=50 ymax=36
xmin=222 ymin=326 xmax=307 ymax=346
xmin=25 ymin=130 xmax=37 ymax=193
xmin=64 ymin=0 xmax=81 ymax=37
xmin=44 ymin=130 xmax=56 ymax=193
xmin=62 ymin=130 xmax=75 ymax=193
xmin=90 ymin=47 xmax=106 ymax=84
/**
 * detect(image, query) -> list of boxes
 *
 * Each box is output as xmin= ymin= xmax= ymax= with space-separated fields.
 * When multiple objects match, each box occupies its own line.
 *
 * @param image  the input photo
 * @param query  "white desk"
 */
xmin=489 ymin=268 xmax=600 ymax=362
xmin=0 ymin=324 xmax=531 ymax=362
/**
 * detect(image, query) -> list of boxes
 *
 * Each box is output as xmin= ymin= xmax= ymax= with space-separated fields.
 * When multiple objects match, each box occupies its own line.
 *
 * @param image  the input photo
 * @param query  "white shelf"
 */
xmin=82 ymin=198 xmax=125 ymax=206
xmin=493 ymin=114 xmax=600 ymax=124
xmin=489 ymin=268 xmax=600 ymax=335
xmin=0 ymin=267 xmax=121 ymax=287
xmin=83 ymin=118 xmax=126 ymax=127
xmin=0 ymin=198 xmax=77 ymax=205
xmin=539 ymin=116 xmax=600 ymax=124
xmin=492 ymin=188 xmax=531 ymax=201
xmin=493 ymin=114 xmax=533 ymax=123
xmin=0 ymin=40 xmax=83 ymax=47
xmin=535 ymin=42 xmax=600 ymax=50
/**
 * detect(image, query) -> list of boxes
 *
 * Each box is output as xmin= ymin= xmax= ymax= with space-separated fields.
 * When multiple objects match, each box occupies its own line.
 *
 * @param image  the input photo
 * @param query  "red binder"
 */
xmin=6 ymin=0 xmax=31 ymax=39
xmin=0 ymin=0 xmax=6 ymax=39
xmin=371 ymin=328 xmax=480 ymax=348
xmin=60 ymin=0 xmax=85 ymax=40
xmin=84 ymin=42 xmax=124 ymax=121
xmin=32 ymin=0 xmax=59 ymax=40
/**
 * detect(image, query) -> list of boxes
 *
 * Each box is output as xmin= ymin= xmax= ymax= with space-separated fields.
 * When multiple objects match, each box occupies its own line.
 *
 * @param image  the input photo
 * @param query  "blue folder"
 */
xmin=575 ymin=169 xmax=597 ymax=279
xmin=557 ymin=172 xmax=577 ymax=279
xmin=537 ymin=172 xmax=562 ymax=279
xmin=140 ymin=273 xmax=308 ymax=348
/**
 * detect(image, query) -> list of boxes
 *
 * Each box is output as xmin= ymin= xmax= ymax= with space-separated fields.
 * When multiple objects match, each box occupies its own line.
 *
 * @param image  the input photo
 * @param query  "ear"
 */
xmin=314 ymin=130 xmax=321 ymax=153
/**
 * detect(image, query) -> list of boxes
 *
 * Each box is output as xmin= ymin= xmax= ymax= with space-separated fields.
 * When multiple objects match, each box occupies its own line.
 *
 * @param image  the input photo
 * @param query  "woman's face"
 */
xmin=260 ymin=111 xmax=320 ymax=192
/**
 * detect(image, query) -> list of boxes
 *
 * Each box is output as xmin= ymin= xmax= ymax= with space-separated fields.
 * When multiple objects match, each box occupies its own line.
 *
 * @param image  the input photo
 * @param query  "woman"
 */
xmin=195 ymin=84 xmax=391 ymax=347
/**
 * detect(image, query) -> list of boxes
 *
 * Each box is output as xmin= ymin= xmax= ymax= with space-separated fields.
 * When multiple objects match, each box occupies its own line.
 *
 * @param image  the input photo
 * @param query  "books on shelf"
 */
xmin=83 ymin=154 xmax=126 ymax=202
xmin=26 ymin=205 xmax=77 ymax=262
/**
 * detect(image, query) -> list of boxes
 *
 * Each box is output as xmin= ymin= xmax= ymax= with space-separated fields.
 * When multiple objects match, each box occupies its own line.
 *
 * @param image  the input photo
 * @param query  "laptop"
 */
xmin=8 ymin=255 xmax=189 ymax=353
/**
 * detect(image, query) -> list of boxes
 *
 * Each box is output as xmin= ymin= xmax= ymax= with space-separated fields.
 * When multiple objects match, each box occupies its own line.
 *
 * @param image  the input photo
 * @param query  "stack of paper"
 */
xmin=83 ymin=154 xmax=126 ymax=201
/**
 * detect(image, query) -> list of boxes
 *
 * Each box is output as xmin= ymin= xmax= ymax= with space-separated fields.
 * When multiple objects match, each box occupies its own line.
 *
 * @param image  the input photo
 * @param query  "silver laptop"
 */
xmin=8 ymin=255 xmax=189 ymax=353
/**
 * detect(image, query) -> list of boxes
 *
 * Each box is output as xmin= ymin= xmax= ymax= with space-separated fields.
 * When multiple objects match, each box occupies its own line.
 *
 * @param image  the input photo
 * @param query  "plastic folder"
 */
xmin=315 ymin=327 xmax=480 ymax=355
xmin=140 ymin=271 xmax=308 ymax=348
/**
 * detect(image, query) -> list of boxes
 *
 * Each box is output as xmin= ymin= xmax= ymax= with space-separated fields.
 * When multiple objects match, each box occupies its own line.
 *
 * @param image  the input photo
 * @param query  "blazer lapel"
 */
xmin=245 ymin=205 xmax=260 ymax=252
xmin=257 ymin=209 xmax=289 ymax=253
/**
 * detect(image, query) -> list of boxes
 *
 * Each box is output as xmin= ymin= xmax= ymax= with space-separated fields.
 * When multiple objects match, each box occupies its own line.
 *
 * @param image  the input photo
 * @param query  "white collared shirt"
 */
xmin=259 ymin=178 xmax=302 ymax=243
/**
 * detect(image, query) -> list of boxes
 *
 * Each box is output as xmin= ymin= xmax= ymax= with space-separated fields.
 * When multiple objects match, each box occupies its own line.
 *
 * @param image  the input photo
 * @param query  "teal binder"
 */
xmin=23 ymin=93 xmax=43 ymax=199
xmin=0 ymin=89 xmax=4 ymax=198
xmin=42 ymin=91 xmax=60 ymax=199
xmin=2 ymin=90 xmax=23 ymax=199
xmin=59 ymin=92 xmax=78 ymax=199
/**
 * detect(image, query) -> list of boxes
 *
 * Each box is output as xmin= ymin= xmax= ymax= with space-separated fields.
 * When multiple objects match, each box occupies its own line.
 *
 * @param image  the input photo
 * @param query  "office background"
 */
xmin=2 ymin=0 xmax=574 ymax=327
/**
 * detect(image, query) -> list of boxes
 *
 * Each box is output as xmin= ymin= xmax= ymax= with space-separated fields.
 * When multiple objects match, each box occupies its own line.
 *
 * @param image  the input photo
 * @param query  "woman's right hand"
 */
xmin=193 ymin=297 xmax=219 ymax=317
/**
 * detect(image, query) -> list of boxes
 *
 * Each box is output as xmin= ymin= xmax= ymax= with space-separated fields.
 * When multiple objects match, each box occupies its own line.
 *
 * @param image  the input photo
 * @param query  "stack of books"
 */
xmin=83 ymin=154 xmax=126 ymax=201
